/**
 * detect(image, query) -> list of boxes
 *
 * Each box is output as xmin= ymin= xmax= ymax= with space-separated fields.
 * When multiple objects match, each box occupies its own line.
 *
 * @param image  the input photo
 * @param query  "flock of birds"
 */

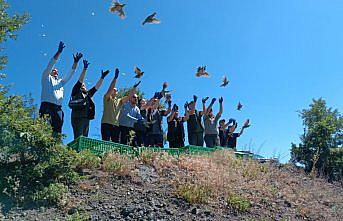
xmin=109 ymin=1 xmax=160 ymax=25
xmin=109 ymin=0 xmax=243 ymax=111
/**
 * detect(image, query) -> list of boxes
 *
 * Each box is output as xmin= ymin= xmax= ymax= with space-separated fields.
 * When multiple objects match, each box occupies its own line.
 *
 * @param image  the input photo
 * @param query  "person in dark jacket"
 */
xmin=183 ymin=95 xmax=205 ymax=146
xmin=134 ymin=98 xmax=151 ymax=147
xmin=167 ymin=104 xmax=185 ymax=148
xmin=226 ymin=119 xmax=250 ymax=151
xmin=70 ymin=60 xmax=109 ymax=139
xmin=146 ymin=95 xmax=171 ymax=147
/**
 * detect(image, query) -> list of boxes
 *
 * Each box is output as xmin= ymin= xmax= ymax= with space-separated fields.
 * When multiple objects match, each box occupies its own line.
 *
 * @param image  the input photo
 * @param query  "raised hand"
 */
xmin=184 ymin=102 xmax=189 ymax=110
xmin=133 ymin=81 xmax=141 ymax=88
xmin=83 ymin=60 xmax=90 ymax=69
xmin=57 ymin=41 xmax=65 ymax=53
xmin=167 ymin=100 xmax=172 ymax=108
xmin=202 ymin=96 xmax=209 ymax=104
xmin=73 ymin=53 xmax=83 ymax=63
xmin=172 ymin=104 xmax=178 ymax=111
xmin=101 ymin=70 xmax=110 ymax=79
xmin=114 ymin=68 xmax=120 ymax=79
xmin=219 ymin=97 xmax=223 ymax=104
xmin=210 ymin=98 xmax=217 ymax=104
xmin=193 ymin=95 xmax=198 ymax=103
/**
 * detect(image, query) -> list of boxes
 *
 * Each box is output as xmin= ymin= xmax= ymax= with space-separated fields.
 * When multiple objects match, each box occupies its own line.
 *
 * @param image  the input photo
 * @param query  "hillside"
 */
xmin=1 ymin=150 xmax=342 ymax=221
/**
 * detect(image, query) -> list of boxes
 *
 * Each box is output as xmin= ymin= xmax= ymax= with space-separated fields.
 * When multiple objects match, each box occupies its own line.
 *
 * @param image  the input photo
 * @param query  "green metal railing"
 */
xmin=67 ymin=136 xmax=253 ymax=159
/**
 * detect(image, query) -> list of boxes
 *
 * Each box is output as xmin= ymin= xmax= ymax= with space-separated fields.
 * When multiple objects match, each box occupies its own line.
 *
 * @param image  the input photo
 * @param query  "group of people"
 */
xmin=40 ymin=42 xmax=250 ymax=150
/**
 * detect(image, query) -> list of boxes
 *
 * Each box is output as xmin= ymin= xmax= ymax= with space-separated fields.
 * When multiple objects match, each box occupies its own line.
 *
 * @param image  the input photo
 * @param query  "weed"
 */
xmin=177 ymin=183 xmax=212 ymax=204
xmin=102 ymin=153 xmax=133 ymax=176
xmin=226 ymin=192 xmax=251 ymax=212
xmin=76 ymin=150 xmax=101 ymax=170
xmin=66 ymin=210 xmax=89 ymax=221
xmin=33 ymin=183 xmax=69 ymax=207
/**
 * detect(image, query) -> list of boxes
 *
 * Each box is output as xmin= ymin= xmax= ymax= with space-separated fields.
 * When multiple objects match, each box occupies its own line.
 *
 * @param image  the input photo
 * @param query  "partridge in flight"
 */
xmin=109 ymin=1 xmax=126 ymax=19
xmin=142 ymin=12 xmax=161 ymax=25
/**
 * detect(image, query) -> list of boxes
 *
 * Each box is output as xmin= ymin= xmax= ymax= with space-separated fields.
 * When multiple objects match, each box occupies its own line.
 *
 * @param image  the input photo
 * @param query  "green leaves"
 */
xmin=291 ymin=98 xmax=343 ymax=181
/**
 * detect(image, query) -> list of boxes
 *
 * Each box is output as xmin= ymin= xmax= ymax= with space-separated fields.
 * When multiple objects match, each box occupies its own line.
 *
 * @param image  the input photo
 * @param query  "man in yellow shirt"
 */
xmin=101 ymin=69 xmax=140 ymax=143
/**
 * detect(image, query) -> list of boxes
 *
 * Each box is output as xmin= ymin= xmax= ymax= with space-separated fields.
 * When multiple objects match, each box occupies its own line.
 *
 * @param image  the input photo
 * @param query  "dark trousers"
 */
xmin=135 ymin=130 xmax=147 ymax=147
xmin=101 ymin=123 xmax=120 ymax=143
xmin=71 ymin=117 xmax=90 ymax=139
xmin=147 ymin=134 xmax=163 ymax=147
xmin=39 ymin=102 xmax=64 ymax=133
xmin=119 ymin=125 xmax=134 ymax=145
xmin=204 ymin=134 xmax=219 ymax=148
xmin=168 ymin=139 xmax=184 ymax=148
xmin=188 ymin=132 xmax=204 ymax=146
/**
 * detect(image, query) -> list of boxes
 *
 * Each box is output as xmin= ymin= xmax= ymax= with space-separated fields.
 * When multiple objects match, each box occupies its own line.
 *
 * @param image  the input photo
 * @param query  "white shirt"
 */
xmin=41 ymin=57 xmax=75 ymax=106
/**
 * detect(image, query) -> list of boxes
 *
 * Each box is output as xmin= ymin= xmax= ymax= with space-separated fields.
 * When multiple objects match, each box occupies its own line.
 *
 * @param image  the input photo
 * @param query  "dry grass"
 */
xmin=101 ymin=153 xmax=135 ymax=176
xmin=151 ymin=150 xmax=343 ymax=220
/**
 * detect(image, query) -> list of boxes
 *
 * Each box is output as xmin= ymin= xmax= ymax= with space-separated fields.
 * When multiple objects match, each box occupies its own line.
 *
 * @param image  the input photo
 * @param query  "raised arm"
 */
xmin=217 ymin=97 xmax=223 ymax=117
xmin=120 ymin=81 xmax=141 ymax=104
xmin=202 ymin=97 xmax=209 ymax=114
xmin=183 ymin=102 xmax=190 ymax=121
xmin=92 ymin=69 xmax=109 ymax=90
xmin=42 ymin=41 xmax=64 ymax=81
xmin=167 ymin=104 xmax=178 ymax=122
xmin=62 ymin=52 xmax=83 ymax=84
xmin=205 ymin=98 xmax=216 ymax=116
xmin=105 ymin=68 xmax=119 ymax=99
xmin=78 ymin=60 xmax=89 ymax=83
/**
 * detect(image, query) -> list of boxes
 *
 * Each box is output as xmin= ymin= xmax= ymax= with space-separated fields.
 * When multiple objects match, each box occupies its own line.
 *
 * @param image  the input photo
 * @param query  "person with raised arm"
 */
xmin=101 ymin=69 xmax=136 ymax=142
xmin=146 ymin=92 xmax=172 ymax=147
xmin=167 ymin=104 xmax=186 ymax=148
xmin=203 ymin=97 xmax=223 ymax=148
xmin=39 ymin=41 xmax=82 ymax=133
xmin=70 ymin=60 xmax=109 ymax=139
xmin=226 ymin=119 xmax=250 ymax=151
xmin=117 ymin=81 xmax=142 ymax=145
xmin=183 ymin=95 xmax=205 ymax=146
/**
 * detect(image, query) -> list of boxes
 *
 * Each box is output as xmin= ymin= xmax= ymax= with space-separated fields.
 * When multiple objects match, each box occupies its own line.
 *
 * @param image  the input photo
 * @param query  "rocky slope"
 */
xmin=1 ymin=150 xmax=342 ymax=221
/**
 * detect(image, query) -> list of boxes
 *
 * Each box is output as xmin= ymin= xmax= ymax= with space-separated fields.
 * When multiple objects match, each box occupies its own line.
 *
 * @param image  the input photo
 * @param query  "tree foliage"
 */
xmin=291 ymin=98 xmax=343 ymax=181
xmin=0 ymin=0 xmax=29 ymax=70
xmin=0 ymin=0 xmax=81 ymax=206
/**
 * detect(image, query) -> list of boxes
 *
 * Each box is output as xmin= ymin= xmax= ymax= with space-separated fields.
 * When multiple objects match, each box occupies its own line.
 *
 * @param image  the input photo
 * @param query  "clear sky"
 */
xmin=3 ymin=0 xmax=343 ymax=162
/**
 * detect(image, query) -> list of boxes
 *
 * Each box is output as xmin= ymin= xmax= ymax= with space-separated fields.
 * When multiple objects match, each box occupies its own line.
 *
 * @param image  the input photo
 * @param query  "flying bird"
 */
xmin=220 ymin=75 xmax=229 ymax=87
xmin=142 ymin=12 xmax=161 ymax=25
xmin=109 ymin=0 xmax=126 ymax=19
xmin=237 ymin=101 xmax=243 ymax=111
xmin=243 ymin=119 xmax=251 ymax=128
xmin=134 ymin=66 xmax=144 ymax=78
xmin=196 ymin=66 xmax=210 ymax=77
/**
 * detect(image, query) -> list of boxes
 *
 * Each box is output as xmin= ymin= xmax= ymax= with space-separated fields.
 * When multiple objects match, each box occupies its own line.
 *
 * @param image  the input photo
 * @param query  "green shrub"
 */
xmin=0 ymin=93 xmax=80 ymax=205
xmin=32 ymin=183 xmax=68 ymax=206
xmin=226 ymin=192 xmax=251 ymax=212
xmin=177 ymin=184 xmax=212 ymax=204
xmin=102 ymin=153 xmax=133 ymax=176
xmin=76 ymin=150 xmax=101 ymax=170
xmin=66 ymin=210 xmax=89 ymax=221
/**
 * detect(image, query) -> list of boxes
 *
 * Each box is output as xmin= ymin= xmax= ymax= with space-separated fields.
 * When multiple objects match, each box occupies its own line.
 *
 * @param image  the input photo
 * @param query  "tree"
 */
xmin=0 ymin=0 xmax=29 ymax=70
xmin=0 ymin=1 xmax=80 ymax=206
xmin=291 ymin=98 xmax=343 ymax=181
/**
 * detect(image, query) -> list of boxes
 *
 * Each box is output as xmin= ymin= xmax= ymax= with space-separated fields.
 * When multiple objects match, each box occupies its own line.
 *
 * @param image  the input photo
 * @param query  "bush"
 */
xmin=177 ymin=183 xmax=212 ymax=204
xmin=32 ymin=183 xmax=69 ymax=206
xmin=0 ymin=93 xmax=80 ymax=205
xmin=226 ymin=192 xmax=251 ymax=212
xmin=102 ymin=153 xmax=133 ymax=176
xmin=76 ymin=150 xmax=101 ymax=170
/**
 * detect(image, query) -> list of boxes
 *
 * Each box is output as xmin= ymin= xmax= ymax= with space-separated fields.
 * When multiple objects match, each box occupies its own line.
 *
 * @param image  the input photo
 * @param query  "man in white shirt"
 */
xmin=39 ymin=41 xmax=83 ymax=133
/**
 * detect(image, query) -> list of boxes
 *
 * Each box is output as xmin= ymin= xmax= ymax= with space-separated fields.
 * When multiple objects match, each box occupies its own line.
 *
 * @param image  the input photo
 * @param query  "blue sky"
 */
xmin=3 ymin=0 xmax=343 ymax=162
